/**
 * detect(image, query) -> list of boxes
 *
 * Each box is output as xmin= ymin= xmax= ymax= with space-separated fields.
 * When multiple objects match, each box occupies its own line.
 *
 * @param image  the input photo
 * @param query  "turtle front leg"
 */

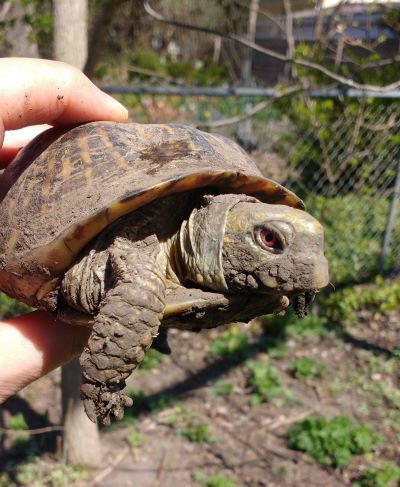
xmin=80 ymin=239 xmax=166 ymax=425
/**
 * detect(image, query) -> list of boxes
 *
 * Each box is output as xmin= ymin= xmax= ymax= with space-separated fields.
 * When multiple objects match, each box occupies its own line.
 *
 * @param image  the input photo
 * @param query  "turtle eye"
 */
xmin=256 ymin=227 xmax=283 ymax=252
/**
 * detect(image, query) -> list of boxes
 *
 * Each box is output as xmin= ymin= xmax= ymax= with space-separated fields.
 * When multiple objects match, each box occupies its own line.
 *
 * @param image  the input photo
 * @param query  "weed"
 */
xmin=209 ymin=326 xmax=250 ymax=362
xmin=291 ymin=357 xmax=325 ymax=380
xmin=246 ymin=360 xmax=282 ymax=405
xmin=179 ymin=422 xmax=218 ymax=444
xmin=286 ymin=314 xmax=328 ymax=341
xmin=323 ymin=278 xmax=400 ymax=324
xmin=287 ymin=415 xmax=381 ymax=468
xmin=166 ymin=406 xmax=218 ymax=444
xmin=126 ymin=429 xmax=144 ymax=448
xmin=0 ymin=292 xmax=31 ymax=318
xmin=148 ymin=394 xmax=175 ymax=413
xmin=130 ymin=389 xmax=175 ymax=412
xmin=8 ymin=412 xmax=28 ymax=430
xmin=329 ymin=377 xmax=351 ymax=396
xmin=2 ymin=458 xmax=89 ymax=487
xmin=212 ymin=381 xmax=234 ymax=397
xmin=351 ymin=461 xmax=400 ymax=487
xmin=140 ymin=348 xmax=165 ymax=370
xmin=262 ymin=336 xmax=288 ymax=359
xmin=164 ymin=404 xmax=187 ymax=426
xmin=266 ymin=310 xmax=328 ymax=342
xmin=192 ymin=470 xmax=243 ymax=487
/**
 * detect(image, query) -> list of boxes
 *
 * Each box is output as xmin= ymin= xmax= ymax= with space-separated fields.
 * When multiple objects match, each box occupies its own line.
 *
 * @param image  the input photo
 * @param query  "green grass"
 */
xmin=287 ymin=415 xmax=381 ymax=468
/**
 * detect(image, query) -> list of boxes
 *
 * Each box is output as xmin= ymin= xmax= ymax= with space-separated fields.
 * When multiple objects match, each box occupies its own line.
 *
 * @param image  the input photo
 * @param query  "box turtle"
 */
xmin=0 ymin=121 xmax=329 ymax=424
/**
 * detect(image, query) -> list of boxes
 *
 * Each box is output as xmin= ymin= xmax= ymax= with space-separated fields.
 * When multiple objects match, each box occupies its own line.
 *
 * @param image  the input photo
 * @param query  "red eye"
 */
xmin=257 ymin=228 xmax=283 ymax=252
xmin=260 ymin=229 xmax=277 ymax=247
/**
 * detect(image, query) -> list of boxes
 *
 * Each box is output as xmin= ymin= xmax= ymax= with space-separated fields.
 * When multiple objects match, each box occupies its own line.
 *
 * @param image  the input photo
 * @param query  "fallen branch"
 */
xmin=90 ymin=446 xmax=129 ymax=486
xmin=268 ymin=409 xmax=314 ymax=431
xmin=0 ymin=425 xmax=63 ymax=436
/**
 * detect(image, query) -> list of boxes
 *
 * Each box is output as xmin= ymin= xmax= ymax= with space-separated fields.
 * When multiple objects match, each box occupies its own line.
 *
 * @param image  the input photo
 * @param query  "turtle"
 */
xmin=0 ymin=121 xmax=329 ymax=424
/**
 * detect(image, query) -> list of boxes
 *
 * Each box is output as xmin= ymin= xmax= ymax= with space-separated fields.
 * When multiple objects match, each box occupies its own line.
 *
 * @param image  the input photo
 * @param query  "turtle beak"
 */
xmin=257 ymin=252 xmax=329 ymax=293
xmin=313 ymin=254 xmax=329 ymax=290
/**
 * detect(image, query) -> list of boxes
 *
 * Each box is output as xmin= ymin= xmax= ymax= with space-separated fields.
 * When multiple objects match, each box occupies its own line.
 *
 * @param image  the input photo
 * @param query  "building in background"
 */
xmin=254 ymin=0 xmax=400 ymax=84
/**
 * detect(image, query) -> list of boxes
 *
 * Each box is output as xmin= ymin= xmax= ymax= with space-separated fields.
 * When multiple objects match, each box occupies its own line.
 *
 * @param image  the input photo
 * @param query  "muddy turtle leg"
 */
xmin=80 ymin=236 xmax=166 ymax=425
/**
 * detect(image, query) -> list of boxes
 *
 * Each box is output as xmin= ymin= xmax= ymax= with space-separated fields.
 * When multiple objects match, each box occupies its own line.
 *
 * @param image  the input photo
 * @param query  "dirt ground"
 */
xmin=1 ymin=304 xmax=399 ymax=487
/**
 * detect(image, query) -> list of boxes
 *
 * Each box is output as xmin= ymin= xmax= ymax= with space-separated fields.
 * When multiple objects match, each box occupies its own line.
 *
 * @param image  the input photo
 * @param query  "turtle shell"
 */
xmin=0 ymin=121 xmax=303 ymax=305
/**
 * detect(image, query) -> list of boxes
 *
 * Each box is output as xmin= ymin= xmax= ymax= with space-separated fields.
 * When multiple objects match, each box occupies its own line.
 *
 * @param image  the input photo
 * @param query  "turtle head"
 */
xmin=221 ymin=199 xmax=329 ymax=295
xmin=178 ymin=194 xmax=328 ymax=297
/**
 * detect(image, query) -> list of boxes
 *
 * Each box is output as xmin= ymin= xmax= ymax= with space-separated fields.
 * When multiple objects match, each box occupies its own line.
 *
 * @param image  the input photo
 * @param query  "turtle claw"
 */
xmin=81 ymin=380 xmax=133 ymax=425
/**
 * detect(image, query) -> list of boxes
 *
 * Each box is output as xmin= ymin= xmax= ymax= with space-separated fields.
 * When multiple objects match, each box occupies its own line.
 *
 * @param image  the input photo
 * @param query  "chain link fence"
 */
xmin=265 ymin=100 xmax=400 ymax=285
xmin=106 ymin=87 xmax=399 ymax=285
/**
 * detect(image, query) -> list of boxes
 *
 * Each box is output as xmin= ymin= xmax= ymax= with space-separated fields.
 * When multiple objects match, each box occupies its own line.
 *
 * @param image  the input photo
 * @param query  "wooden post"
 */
xmin=379 ymin=161 xmax=400 ymax=273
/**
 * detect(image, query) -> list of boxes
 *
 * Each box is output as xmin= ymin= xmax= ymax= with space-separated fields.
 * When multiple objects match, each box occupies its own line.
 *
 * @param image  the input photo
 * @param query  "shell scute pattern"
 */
xmin=0 ymin=121 xmax=303 ymax=305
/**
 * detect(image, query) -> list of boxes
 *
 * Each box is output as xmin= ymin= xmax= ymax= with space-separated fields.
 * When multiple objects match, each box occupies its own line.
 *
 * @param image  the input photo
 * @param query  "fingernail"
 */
xmin=104 ymin=94 xmax=129 ymax=122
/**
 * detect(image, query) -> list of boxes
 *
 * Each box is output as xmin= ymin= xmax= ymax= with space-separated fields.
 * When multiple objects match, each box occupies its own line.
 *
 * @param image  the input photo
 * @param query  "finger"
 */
xmin=0 ymin=57 xmax=128 ymax=147
xmin=0 ymin=310 xmax=90 ymax=403
xmin=0 ymin=125 xmax=50 ymax=166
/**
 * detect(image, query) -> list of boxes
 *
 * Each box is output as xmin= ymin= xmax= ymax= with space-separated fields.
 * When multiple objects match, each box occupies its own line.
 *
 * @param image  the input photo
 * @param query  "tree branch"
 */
xmin=141 ymin=0 xmax=400 ymax=93
xmin=196 ymin=86 xmax=301 ymax=129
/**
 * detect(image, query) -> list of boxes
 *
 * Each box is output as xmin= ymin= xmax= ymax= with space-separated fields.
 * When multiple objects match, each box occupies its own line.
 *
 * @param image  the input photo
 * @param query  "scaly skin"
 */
xmin=79 ymin=235 xmax=166 ymax=425
xmin=60 ymin=193 xmax=328 ymax=424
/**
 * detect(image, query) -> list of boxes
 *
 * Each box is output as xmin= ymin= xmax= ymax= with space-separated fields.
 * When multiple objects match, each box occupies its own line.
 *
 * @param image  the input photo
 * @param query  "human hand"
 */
xmin=0 ymin=58 xmax=128 ymax=402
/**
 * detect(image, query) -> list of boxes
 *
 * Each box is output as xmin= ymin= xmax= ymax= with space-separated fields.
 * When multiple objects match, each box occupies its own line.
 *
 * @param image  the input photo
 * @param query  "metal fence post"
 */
xmin=379 ymin=160 xmax=400 ymax=273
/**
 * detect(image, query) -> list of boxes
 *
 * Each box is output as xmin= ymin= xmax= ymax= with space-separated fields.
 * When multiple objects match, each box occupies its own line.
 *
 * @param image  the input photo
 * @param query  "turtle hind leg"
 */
xmin=80 ymin=239 xmax=166 ymax=425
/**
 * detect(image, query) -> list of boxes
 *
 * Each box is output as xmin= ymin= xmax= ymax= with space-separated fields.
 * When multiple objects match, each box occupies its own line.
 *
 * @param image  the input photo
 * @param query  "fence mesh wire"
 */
xmin=274 ymin=101 xmax=400 ymax=284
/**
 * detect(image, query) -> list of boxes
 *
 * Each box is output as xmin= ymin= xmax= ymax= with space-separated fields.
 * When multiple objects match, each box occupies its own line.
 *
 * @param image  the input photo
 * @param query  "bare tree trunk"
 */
xmin=53 ymin=0 xmax=88 ymax=69
xmin=239 ymin=0 xmax=259 ymax=147
xmin=61 ymin=359 xmax=101 ymax=466
xmin=241 ymin=0 xmax=259 ymax=85
xmin=53 ymin=0 xmax=101 ymax=467
xmin=84 ymin=0 xmax=130 ymax=78
xmin=1 ymin=1 xmax=39 ymax=57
